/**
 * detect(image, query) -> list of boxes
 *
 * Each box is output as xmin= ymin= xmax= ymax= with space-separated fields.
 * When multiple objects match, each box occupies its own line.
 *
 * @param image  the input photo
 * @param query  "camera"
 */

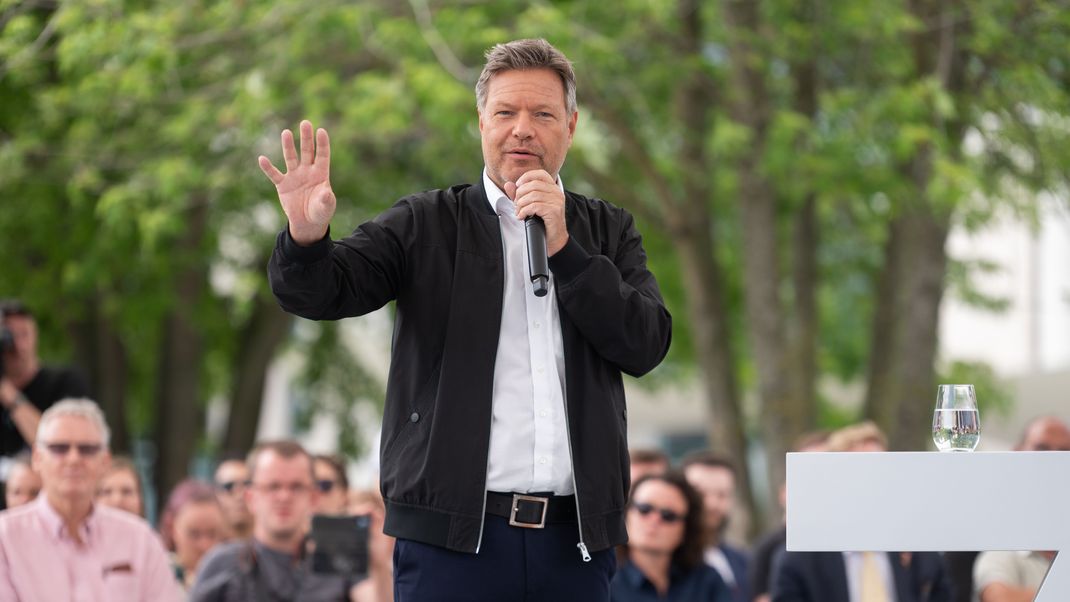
xmin=309 ymin=513 xmax=371 ymax=577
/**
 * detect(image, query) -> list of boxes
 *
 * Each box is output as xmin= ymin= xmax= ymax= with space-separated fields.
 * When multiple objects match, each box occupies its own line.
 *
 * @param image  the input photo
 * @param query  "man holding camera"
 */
xmin=1 ymin=300 xmax=89 ymax=505
xmin=190 ymin=440 xmax=363 ymax=602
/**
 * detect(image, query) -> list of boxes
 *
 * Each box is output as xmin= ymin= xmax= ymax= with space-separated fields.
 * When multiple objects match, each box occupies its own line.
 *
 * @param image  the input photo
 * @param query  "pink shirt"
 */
xmin=0 ymin=495 xmax=180 ymax=602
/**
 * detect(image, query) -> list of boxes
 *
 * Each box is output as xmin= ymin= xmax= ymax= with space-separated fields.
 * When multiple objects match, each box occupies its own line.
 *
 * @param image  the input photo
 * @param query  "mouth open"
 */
xmin=506 ymin=149 xmax=539 ymax=158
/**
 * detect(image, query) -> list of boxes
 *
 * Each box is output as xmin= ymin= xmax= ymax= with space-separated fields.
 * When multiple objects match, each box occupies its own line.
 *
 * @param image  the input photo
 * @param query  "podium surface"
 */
xmin=786 ymin=451 xmax=1070 ymax=600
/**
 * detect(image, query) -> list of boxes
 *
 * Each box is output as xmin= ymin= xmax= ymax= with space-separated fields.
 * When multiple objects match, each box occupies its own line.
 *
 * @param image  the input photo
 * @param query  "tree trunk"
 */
xmin=721 ymin=0 xmax=804 ymax=519
xmin=222 ymin=288 xmax=294 ymax=455
xmin=865 ymin=0 xmax=963 ymax=449
xmin=671 ymin=0 xmax=759 ymax=536
xmin=153 ymin=199 xmax=209 ymax=510
xmin=70 ymin=294 xmax=130 ymax=453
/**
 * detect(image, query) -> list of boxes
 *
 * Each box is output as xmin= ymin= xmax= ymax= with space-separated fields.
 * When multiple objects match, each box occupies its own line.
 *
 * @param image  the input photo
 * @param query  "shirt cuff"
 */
xmin=548 ymin=237 xmax=591 ymax=284
xmin=278 ymin=226 xmax=332 ymax=264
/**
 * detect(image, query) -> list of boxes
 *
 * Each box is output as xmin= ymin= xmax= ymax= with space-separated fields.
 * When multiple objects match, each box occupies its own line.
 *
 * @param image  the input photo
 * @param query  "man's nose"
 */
xmin=512 ymin=112 xmax=534 ymax=139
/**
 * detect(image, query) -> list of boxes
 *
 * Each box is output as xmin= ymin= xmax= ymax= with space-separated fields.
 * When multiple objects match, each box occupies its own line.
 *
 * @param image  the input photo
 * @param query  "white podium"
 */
xmin=786 ymin=452 xmax=1070 ymax=601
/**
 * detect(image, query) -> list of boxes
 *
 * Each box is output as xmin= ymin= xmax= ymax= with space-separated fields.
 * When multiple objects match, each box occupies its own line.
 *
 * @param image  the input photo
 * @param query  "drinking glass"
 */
xmin=932 ymin=384 xmax=981 ymax=452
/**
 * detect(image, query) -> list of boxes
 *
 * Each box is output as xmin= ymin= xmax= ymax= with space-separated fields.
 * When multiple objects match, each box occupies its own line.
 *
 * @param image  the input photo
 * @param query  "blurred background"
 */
xmin=1 ymin=0 xmax=1067 ymax=535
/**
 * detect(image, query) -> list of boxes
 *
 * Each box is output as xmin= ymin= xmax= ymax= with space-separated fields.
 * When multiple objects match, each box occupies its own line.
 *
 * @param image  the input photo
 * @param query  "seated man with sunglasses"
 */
xmin=213 ymin=454 xmax=253 ymax=541
xmin=0 ymin=398 xmax=180 ymax=601
xmin=612 ymin=472 xmax=731 ymax=602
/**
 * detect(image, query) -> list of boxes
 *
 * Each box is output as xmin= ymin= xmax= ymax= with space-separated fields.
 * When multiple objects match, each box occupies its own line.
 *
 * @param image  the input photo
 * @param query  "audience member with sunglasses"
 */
xmin=611 ymin=471 xmax=732 ymax=602
xmin=214 ymin=453 xmax=253 ymax=541
xmin=313 ymin=454 xmax=350 ymax=516
xmin=0 ymin=398 xmax=181 ymax=601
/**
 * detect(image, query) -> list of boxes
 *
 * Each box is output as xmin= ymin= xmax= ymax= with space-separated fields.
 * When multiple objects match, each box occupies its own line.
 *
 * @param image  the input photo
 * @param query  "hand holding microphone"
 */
xmin=505 ymin=171 xmax=569 ymax=297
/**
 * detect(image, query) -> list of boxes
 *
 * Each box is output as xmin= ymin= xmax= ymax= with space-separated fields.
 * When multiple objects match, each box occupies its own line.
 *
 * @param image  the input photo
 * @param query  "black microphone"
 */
xmin=525 ymin=216 xmax=549 ymax=297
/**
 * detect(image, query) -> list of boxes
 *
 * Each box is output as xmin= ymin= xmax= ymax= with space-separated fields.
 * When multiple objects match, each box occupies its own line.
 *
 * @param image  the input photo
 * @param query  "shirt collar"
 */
xmin=33 ymin=493 xmax=97 ymax=544
xmin=481 ymin=168 xmax=566 ymax=215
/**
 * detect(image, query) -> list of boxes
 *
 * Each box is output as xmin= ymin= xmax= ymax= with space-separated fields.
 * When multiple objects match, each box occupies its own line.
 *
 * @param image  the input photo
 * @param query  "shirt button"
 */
xmin=539 ymin=410 xmax=548 ymax=418
xmin=533 ymin=321 xmax=541 ymax=329
xmin=409 ymin=412 xmax=420 ymax=423
xmin=536 ymin=366 xmax=544 ymax=374
xmin=539 ymin=457 xmax=548 ymax=465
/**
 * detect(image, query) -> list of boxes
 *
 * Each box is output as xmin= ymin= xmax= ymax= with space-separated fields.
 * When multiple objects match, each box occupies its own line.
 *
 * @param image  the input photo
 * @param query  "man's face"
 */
xmin=684 ymin=464 xmax=736 ymax=534
xmin=32 ymin=416 xmax=110 ymax=504
xmin=2 ymin=315 xmax=37 ymax=367
xmin=4 ymin=463 xmax=42 ymax=508
xmin=246 ymin=451 xmax=318 ymax=542
xmin=1019 ymin=418 xmax=1070 ymax=451
xmin=479 ymin=68 xmax=577 ymax=191
xmin=214 ymin=460 xmax=251 ymax=529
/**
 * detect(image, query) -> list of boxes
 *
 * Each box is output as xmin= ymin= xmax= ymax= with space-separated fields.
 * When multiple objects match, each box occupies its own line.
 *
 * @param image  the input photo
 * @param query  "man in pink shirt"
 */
xmin=0 ymin=398 xmax=180 ymax=601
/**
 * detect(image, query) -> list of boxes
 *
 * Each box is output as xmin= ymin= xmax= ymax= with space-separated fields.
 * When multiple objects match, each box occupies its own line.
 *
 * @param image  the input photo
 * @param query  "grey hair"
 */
xmin=475 ymin=38 xmax=577 ymax=116
xmin=36 ymin=398 xmax=111 ymax=449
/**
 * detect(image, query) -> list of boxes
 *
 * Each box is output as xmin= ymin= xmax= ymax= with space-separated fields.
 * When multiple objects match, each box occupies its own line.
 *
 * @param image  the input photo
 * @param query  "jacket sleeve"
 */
xmin=267 ymin=200 xmax=415 ymax=321
xmin=549 ymin=207 xmax=671 ymax=377
xmin=770 ymin=552 xmax=809 ymax=602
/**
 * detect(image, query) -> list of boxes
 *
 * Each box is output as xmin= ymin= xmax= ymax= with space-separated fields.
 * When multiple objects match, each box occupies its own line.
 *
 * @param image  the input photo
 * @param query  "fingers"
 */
xmin=315 ymin=127 xmax=330 ymax=173
xmin=299 ymin=120 xmax=314 ymax=165
xmin=258 ymin=156 xmax=285 ymax=185
xmin=515 ymin=169 xmax=555 ymax=188
xmin=281 ymin=129 xmax=298 ymax=171
xmin=504 ymin=181 xmax=517 ymax=201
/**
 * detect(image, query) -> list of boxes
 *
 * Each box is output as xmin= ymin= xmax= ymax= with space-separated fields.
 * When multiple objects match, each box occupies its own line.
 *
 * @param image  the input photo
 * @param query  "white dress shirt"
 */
xmin=482 ymin=169 xmax=574 ymax=495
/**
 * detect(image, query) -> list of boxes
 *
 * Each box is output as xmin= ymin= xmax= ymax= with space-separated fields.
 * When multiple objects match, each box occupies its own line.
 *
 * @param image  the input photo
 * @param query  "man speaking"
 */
xmin=262 ymin=38 xmax=672 ymax=601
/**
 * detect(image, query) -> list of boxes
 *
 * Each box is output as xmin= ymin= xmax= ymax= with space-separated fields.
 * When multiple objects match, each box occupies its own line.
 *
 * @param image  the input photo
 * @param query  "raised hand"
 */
xmin=258 ymin=120 xmax=336 ymax=246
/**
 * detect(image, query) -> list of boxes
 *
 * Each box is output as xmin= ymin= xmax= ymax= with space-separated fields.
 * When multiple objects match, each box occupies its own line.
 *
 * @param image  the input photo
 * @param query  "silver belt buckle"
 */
xmin=509 ymin=494 xmax=548 ymax=529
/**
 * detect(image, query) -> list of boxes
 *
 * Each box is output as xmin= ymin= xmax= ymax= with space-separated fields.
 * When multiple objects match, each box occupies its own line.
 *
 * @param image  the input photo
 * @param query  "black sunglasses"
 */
xmin=316 ymin=479 xmax=337 ymax=493
xmin=43 ymin=442 xmax=103 ymax=457
xmin=631 ymin=502 xmax=685 ymax=524
xmin=217 ymin=480 xmax=250 ymax=494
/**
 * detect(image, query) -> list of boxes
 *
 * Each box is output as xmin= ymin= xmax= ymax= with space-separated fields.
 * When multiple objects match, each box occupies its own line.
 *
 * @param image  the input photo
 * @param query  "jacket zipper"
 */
xmin=562 ymin=385 xmax=591 ymax=561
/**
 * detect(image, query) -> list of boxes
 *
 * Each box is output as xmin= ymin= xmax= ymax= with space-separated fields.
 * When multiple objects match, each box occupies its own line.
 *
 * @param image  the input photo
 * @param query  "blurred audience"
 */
xmin=96 ymin=455 xmax=145 ymax=517
xmin=3 ymin=453 xmax=41 ymax=509
xmin=749 ymin=431 xmax=830 ymax=602
xmin=948 ymin=415 xmax=1070 ymax=602
xmin=190 ymin=440 xmax=360 ymax=601
xmin=314 ymin=454 xmax=350 ymax=515
xmin=611 ymin=471 xmax=731 ymax=601
xmin=213 ymin=453 xmax=253 ymax=540
xmin=772 ymin=421 xmax=952 ymax=602
xmin=682 ymin=451 xmax=750 ymax=602
xmin=1 ymin=300 xmax=90 ymax=500
xmin=629 ymin=448 xmax=670 ymax=489
xmin=159 ymin=479 xmax=227 ymax=592
xmin=0 ymin=398 xmax=179 ymax=601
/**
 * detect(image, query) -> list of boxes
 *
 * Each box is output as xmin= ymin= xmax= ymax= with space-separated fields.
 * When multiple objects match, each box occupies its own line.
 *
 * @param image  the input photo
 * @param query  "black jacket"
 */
xmin=268 ymin=180 xmax=671 ymax=555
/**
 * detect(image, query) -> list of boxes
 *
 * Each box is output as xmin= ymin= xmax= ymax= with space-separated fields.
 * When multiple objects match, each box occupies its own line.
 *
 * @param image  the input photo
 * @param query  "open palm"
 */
xmin=258 ymin=120 xmax=336 ymax=245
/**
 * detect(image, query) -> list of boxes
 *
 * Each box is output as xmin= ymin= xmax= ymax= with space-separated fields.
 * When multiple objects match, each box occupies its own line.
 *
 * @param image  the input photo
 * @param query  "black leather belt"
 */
xmin=485 ymin=491 xmax=577 ymax=528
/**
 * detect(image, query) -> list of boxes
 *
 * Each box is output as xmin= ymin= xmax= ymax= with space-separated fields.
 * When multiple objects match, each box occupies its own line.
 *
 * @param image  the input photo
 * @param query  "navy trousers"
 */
xmin=393 ymin=514 xmax=616 ymax=602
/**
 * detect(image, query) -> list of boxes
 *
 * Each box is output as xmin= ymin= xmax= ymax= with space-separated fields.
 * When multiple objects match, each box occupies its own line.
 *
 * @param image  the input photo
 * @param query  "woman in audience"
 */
xmin=611 ymin=471 xmax=731 ymax=602
xmin=96 ymin=455 xmax=144 ymax=516
xmin=159 ymin=479 xmax=226 ymax=592
xmin=313 ymin=453 xmax=350 ymax=515
xmin=3 ymin=453 xmax=41 ymax=509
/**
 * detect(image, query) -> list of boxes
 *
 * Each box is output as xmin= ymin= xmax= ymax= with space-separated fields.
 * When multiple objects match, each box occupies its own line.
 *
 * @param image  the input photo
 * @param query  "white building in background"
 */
xmin=940 ymin=196 xmax=1070 ymax=447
